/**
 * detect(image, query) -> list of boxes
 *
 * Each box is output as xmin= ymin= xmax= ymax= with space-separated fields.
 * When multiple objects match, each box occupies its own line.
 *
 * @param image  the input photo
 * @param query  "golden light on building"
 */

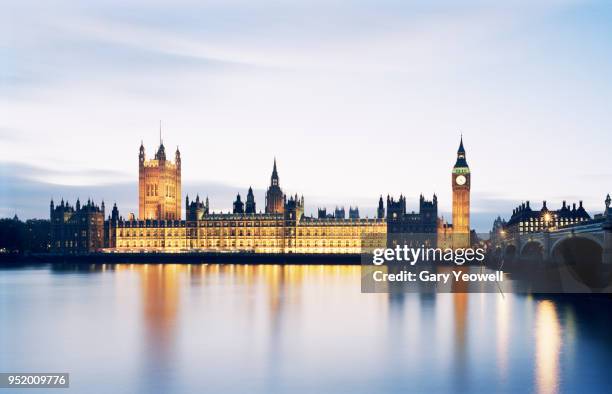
xmin=451 ymin=136 xmax=471 ymax=248
xmin=111 ymin=212 xmax=386 ymax=254
xmin=138 ymin=130 xmax=181 ymax=221
xmin=92 ymin=136 xmax=470 ymax=254
xmin=437 ymin=136 xmax=471 ymax=249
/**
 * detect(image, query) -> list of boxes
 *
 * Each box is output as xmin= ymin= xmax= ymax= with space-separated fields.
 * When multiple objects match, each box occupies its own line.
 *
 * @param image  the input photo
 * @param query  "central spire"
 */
xmin=271 ymin=157 xmax=279 ymax=185
xmin=155 ymin=121 xmax=166 ymax=161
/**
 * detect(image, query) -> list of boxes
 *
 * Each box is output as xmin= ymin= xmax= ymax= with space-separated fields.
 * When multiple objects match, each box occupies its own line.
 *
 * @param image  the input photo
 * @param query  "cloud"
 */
xmin=1 ymin=0 xmax=611 ymax=233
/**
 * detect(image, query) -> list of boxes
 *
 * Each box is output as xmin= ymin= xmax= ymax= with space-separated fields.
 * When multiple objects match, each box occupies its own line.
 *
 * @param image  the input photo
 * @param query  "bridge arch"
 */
xmin=520 ymin=240 xmax=545 ymax=262
xmin=551 ymin=235 xmax=603 ymax=265
xmin=503 ymin=244 xmax=517 ymax=261
xmin=551 ymin=234 xmax=608 ymax=290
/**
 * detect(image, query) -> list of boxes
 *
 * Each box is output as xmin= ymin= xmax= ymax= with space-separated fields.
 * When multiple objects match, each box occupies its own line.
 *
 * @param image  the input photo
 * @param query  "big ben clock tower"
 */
xmin=452 ymin=136 xmax=470 ymax=247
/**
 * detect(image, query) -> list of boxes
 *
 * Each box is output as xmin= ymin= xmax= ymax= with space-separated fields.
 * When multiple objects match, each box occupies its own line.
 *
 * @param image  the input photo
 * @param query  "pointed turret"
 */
xmin=453 ymin=134 xmax=469 ymax=169
xmin=139 ymin=140 xmax=145 ymax=165
xmin=377 ymin=195 xmax=385 ymax=219
xmin=233 ymin=193 xmax=244 ymax=214
xmin=154 ymin=121 xmax=166 ymax=161
xmin=246 ymin=186 xmax=256 ymax=214
xmin=111 ymin=202 xmax=119 ymax=222
xmin=271 ymin=158 xmax=279 ymax=186
xmin=265 ymin=158 xmax=284 ymax=213
xmin=155 ymin=142 xmax=166 ymax=161
xmin=458 ymin=134 xmax=465 ymax=154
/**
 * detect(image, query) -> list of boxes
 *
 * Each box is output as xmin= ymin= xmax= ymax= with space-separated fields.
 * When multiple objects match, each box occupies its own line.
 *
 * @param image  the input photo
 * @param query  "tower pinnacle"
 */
xmin=457 ymin=134 xmax=465 ymax=155
xmin=271 ymin=157 xmax=279 ymax=186
xmin=454 ymin=135 xmax=468 ymax=169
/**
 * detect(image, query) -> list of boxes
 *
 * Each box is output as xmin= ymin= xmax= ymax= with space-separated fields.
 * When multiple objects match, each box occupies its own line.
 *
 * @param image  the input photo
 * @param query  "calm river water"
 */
xmin=1 ymin=264 xmax=611 ymax=393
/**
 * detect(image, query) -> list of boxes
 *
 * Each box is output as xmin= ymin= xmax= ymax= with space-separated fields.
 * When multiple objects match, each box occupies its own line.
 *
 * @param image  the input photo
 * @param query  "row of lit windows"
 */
xmin=198 ymin=221 xmax=284 ymax=227
xmin=119 ymin=230 xmax=187 ymax=237
xmin=56 ymin=231 xmax=102 ymax=238
xmin=115 ymin=240 xmax=378 ymax=249
xmin=117 ymin=231 xmax=380 ymax=239
xmin=118 ymin=241 xmax=186 ymax=248
xmin=145 ymin=184 xmax=177 ymax=198
xmin=519 ymin=217 xmax=584 ymax=227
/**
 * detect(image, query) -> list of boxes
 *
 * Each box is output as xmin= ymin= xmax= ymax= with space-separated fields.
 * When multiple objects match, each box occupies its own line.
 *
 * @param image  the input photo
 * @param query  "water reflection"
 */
xmin=2 ymin=264 xmax=612 ymax=394
xmin=452 ymin=293 xmax=469 ymax=390
xmin=496 ymin=295 xmax=510 ymax=382
xmin=535 ymin=300 xmax=561 ymax=394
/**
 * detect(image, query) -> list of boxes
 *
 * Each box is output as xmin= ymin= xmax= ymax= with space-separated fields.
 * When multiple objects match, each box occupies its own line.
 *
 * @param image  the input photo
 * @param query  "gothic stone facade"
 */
xmin=108 ymin=195 xmax=386 ymax=254
xmin=51 ymin=138 xmax=471 ymax=254
xmin=50 ymin=199 xmax=105 ymax=253
xmin=139 ymin=140 xmax=181 ymax=220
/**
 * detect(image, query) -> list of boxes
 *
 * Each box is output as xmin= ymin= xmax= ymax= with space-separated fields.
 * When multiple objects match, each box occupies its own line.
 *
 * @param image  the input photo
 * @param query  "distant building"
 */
xmin=106 ymin=159 xmax=386 ymax=253
xmin=50 ymin=198 xmax=105 ymax=253
xmin=489 ymin=216 xmax=507 ymax=246
xmin=139 ymin=134 xmax=181 ymax=220
xmin=504 ymin=200 xmax=591 ymax=235
xmin=50 ymin=136 xmax=475 ymax=254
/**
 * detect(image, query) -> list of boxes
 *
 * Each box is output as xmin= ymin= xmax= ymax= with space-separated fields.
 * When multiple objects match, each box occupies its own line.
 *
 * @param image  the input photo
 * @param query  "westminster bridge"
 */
xmin=492 ymin=213 xmax=612 ymax=265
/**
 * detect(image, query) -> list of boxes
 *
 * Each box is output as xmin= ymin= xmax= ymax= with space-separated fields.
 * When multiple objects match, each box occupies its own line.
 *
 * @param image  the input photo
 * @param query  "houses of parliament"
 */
xmin=50 ymin=136 xmax=472 ymax=254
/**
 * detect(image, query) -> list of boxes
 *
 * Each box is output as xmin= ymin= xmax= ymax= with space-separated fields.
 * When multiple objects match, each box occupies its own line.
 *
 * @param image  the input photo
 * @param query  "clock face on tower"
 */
xmin=456 ymin=175 xmax=467 ymax=186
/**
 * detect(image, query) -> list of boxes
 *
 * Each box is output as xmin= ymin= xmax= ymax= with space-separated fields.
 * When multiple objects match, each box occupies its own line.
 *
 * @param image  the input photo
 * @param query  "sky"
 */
xmin=1 ymin=0 xmax=612 ymax=231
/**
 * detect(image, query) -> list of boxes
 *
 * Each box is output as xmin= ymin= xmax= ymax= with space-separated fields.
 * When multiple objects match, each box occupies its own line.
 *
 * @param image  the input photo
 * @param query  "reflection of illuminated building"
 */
xmin=115 ymin=264 xmax=181 ymax=393
xmin=496 ymin=296 xmax=510 ymax=381
xmin=535 ymin=300 xmax=561 ymax=394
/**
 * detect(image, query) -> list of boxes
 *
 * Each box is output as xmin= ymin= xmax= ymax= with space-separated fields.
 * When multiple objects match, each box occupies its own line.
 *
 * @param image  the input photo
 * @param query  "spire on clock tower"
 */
xmin=451 ymin=134 xmax=471 ymax=248
xmin=454 ymin=134 xmax=469 ymax=169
